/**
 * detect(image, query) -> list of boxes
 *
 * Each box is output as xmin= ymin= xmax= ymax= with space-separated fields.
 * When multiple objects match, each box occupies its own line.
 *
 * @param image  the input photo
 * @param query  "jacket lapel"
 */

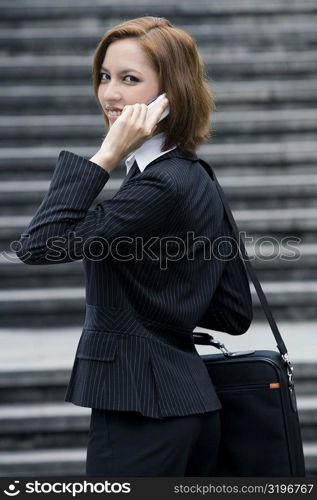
xmin=120 ymin=146 xmax=198 ymax=190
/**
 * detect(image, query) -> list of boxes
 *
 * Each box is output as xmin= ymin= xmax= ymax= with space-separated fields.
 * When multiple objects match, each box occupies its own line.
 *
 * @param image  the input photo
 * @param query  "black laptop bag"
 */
xmin=193 ymin=158 xmax=306 ymax=477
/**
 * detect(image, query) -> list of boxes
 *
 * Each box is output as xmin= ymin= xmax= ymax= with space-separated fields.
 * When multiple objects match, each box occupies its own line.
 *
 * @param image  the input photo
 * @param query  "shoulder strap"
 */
xmin=197 ymin=157 xmax=288 ymax=357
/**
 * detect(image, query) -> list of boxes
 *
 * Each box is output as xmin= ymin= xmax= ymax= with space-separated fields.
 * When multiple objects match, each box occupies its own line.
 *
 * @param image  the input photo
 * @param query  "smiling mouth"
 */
xmin=107 ymin=110 xmax=122 ymax=117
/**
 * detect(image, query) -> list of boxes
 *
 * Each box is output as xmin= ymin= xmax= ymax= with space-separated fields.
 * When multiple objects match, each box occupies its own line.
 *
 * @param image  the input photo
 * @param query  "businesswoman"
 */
xmin=16 ymin=16 xmax=253 ymax=476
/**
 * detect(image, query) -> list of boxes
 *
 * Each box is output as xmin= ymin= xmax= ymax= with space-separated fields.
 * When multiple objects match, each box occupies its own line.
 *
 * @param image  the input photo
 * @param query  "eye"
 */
xmin=124 ymin=75 xmax=139 ymax=83
xmin=99 ymin=72 xmax=109 ymax=81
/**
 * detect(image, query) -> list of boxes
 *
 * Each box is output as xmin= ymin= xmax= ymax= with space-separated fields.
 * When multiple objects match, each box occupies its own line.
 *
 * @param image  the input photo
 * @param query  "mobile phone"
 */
xmin=146 ymin=93 xmax=170 ymax=124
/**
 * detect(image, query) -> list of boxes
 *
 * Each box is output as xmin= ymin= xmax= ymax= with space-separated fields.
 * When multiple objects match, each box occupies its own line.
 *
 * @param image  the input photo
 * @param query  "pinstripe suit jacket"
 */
xmin=16 ymin=146 xmax=253 ymax=419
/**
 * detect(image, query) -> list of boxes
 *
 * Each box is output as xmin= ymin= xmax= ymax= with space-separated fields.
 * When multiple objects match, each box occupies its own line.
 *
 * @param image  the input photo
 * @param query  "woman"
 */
xmin=16 ymin=16 xmax=253 ymax=476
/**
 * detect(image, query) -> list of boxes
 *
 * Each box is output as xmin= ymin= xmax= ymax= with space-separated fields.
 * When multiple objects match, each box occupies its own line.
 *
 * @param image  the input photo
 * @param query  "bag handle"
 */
xmin=196 ymin=157 xmax=288 ymax=358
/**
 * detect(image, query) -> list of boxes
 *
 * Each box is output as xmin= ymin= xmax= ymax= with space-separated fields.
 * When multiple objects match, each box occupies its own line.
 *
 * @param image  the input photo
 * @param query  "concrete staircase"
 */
xmin=0 ymin=0 xmax=316 ymax=476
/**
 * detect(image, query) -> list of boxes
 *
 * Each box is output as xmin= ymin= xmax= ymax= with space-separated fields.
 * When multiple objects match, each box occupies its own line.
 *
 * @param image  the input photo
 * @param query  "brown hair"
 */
xmin=92 ymin=16 xmax=215 ymax=153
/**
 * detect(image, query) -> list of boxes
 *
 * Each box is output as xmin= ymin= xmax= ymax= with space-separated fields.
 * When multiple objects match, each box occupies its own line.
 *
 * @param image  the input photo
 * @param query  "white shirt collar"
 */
xmin=125 ymin=132 xmax=177 ymax=175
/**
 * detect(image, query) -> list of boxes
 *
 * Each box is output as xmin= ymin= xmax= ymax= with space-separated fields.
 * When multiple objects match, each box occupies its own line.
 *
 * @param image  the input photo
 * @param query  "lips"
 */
xmin=105 ymin=106 xmax=124 ymax=121
xmin=105 ymin=106 xmax=123 ymax=112
xmin=107 ymin=111 xmax=122 ymax=121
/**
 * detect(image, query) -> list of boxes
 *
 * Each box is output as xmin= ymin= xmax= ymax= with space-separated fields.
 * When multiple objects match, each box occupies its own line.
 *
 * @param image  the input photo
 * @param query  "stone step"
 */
xmin=2 ymin=20 xmax=317 ymax=55
xmin=1 ymin=109 xmax=317 ymax=147
xmin=0 ymin=368 xmax=73 ymax=405
xmin=0 ymin=447 xmax=86 ymax=476
xmin=304 ymin=442 xmax=317 ymax=477
xmin=0 ymin=142 xmax=316 ymax=180
xmin=0 ymin=288 xmax=86 ymax=327
xmin=0 ymin=258 xmax=85 ymax=289
xmin=0 ymin=282 xmax=317 ymax=327
xmin=297 ymin=397 xmax=317 ymax=440
xmin=2 ymin=80 xmax=317 ymax=115
xmin=1 ymin=50 xmax=317 ymax=84
xmin=212 ymin=109 xmax=317 ymax=138
xmin=0 ymin=403 xmax=90 ymax=451
xmin=197 ymin=141 xmax=317 ymax=175
xmin=1 ymin=0 xmax=317 ymax=24
xmin=1 ymin=173 xmax=317 ymax=216
xmin=0 ymin=402 xmax=89 ymax=433
xmin=212 ymin=79 xmax=317 ymax=108
xmin=2 ymin=242 xmax=317 ymax=290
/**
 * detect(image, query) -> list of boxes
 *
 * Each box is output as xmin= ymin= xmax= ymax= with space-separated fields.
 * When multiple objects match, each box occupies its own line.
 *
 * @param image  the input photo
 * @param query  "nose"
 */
xmin=100 ymin=78 xmax=121 ymax=104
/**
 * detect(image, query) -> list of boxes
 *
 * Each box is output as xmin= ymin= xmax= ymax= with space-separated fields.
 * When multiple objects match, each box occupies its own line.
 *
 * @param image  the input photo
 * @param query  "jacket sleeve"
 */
xmin=197 ymin=235 xmax=253 ymax=336
xmin=15 ymin=150 xmax=178 ymax=265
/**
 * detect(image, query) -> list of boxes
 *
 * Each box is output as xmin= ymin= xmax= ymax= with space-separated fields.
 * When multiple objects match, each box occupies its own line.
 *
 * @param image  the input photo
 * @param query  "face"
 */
xmin=98 ymin=38 xmax=161 ymax=126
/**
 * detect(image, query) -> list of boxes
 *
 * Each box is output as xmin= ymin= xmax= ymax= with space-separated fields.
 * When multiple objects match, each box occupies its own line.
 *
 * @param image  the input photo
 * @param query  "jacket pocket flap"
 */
xmin=76 ymin=331 xmax=118 ymax=361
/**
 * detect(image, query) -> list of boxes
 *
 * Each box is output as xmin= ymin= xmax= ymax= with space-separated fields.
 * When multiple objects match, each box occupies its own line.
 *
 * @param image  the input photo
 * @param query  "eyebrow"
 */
xmin=101 ymin=67 xmax=143 ymax=76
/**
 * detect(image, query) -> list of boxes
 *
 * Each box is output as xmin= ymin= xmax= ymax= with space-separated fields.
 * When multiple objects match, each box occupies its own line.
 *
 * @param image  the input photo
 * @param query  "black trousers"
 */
xmin=86 ymin=408 xmax=221 ymax=477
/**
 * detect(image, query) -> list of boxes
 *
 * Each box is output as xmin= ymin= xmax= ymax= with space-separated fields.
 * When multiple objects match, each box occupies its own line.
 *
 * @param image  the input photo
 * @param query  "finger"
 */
xmin=134 ymin=102 xmax=144 ymax=119
xmin=122 ymin=104 xmax=132 ymax=115
xmin=138 ymin=103 xmax=149 ymax=121
xmin=124 ymin=103 xmax=140 ymax=124
xmin=132 ymin=103 xmax=148 ymax=126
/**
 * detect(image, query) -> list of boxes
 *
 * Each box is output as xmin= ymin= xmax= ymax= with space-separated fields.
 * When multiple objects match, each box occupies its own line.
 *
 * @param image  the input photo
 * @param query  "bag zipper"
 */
xmin=215 ymin=382 xmax=280 ymax=392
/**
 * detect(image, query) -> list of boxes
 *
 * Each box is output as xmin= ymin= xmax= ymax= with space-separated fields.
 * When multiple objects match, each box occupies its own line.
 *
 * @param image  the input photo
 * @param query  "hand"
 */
xmin=90 ymin=98 xmax=169 ymax=173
